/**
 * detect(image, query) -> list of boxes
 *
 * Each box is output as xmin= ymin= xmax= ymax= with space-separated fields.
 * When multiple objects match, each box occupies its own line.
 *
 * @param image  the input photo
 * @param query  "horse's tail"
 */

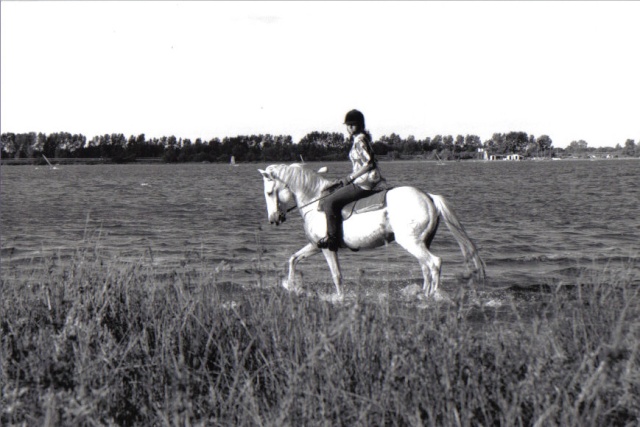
xmin=429 ymin=194 xmax=486 ymax=284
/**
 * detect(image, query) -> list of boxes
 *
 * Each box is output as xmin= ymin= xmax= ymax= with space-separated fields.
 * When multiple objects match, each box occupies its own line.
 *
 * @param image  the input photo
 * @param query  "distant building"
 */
xmin=488 ymin=153 xmax=522 ymax=161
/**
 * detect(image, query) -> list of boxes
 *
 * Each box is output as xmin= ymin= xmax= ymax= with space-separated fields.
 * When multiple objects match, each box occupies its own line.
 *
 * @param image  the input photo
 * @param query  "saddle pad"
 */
xmin=341 ymin=189 xmax=388 ymax=220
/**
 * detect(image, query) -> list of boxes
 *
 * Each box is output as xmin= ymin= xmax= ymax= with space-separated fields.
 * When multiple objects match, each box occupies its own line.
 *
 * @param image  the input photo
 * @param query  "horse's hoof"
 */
xmin=282 ymin=278 xmax=302 ymax=293
xmin=320 ymin=293 xmax=344 ymax=303
xmin=401 ymin=284 xmax=422 ymax=298
xmin=333 ymin=293 xmax=344 ymax=303
xmin=431 ymin=289 xmax=453 ymax=303
xmin=281 ymin=278 xmax=293 ymax=290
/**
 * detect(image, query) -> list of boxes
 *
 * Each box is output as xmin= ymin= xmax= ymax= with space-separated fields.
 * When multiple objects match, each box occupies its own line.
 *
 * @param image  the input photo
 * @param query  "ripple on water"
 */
xmin=1 ymin=160 xmax=638 ymax=296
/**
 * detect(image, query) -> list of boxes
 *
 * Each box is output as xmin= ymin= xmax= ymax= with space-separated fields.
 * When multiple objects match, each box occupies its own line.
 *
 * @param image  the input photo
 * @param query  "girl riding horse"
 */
xmin=317 ymin=109 xmax=383 ymax=251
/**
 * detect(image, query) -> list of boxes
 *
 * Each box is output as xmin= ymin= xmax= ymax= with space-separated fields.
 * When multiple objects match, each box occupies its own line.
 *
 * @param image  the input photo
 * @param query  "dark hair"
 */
xmin=347 ymin=129 xmax=373 ymax=149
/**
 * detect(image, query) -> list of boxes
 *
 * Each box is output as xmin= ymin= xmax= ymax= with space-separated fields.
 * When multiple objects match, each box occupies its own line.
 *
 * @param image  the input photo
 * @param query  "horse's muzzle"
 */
xmin=270 ymin=210 xmax=286 ymax=226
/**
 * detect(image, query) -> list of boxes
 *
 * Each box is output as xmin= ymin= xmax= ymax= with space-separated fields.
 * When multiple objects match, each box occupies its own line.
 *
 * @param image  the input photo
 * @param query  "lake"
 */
xmin=1 ymin=159 xmax=638 ymax=298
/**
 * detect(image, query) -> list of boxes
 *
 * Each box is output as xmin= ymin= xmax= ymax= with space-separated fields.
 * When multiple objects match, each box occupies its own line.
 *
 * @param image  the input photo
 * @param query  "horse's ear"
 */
xmin=258 ymin=169 xmax=270 ymax=179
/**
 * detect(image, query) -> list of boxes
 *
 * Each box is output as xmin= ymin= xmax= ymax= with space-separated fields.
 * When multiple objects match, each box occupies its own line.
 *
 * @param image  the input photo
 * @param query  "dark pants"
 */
xmin=319 ymin=183 xmax=376 ymax=238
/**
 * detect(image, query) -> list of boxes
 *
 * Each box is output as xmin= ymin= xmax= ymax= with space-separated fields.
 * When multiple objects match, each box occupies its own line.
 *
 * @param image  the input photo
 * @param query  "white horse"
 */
xmin=258 ymin=164 xmax=485 ymax=298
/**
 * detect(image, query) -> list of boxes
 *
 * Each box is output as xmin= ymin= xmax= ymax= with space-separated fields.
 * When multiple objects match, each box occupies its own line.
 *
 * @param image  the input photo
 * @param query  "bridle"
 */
xmin=268 ymin=175 xmax=337 ymax=215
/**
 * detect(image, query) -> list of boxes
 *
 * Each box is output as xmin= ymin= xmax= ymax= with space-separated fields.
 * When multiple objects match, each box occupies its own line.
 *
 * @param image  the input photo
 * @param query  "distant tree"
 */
xmin=220 ymin=136 xmax=245 ymax=161
xmin=442 ymin=135 xmax=454 ymax=152
xmin=67 ymin=134 xmax=86 ymax=156
xmin=421 ymin=136 xmax=434 ymax=152
xmin=537 ymin=135 xmax=553 ymax=152
xmin=207 ymin=137 xmax=222 ymax=160
xmin=97 ymin=134 xmax=111 ymax=158
xmin=431 ymin=135 xmax=443 ymax=151
xmin=454 ymin=135 xmax=465 ymax=153
xmin=298 ymin=132 xmax=324 ymax=160
xmin=375 ymin=133 xmax=403 ymax=159
xmin=260 ymin=134 xmax=294 ymax=161
xmin=568 ymin=140 xmax=588 ymax=156
xmin=260 ymin=135 xmax=278 ymax=161
xmin=299 ymin=132 xmax=345 ymax=161
xmin=109 ymin=133 xmax=127 ymax=159
xmin=505 ymin=131 xmax=529 ymax=154
xmin=16 ymin=133 xmax=37 ymax=158
xmin=125 ymin=134 xmax=144 ymax=157
xmin=34 ymin=133 xmax=47 ymax=156
xmin=160 ymin=135 xmax=178 ymax=162
xmin=372 ymin=141 xmax=389 ymax=156
xmin=1 ymin=133 xmax=16 ymax=157
xmin=463 ymin=134 xmax=482 ymax=152
xmin=377 ymin=133 xmax=403 ymax=149
xmin=402 ymin=135 xmax=421 ymax=155
xmin=244 ymin=135 xmax=264 ymax=162
xmin=484 ymin=133 xmax=505 ymax=153
xmin=310 ymin=132 xmax=345 ymax=151
xmin=42 ymin=133 xmax=57 ymax=157
xmin=622 ymin=139 xmax=636 ymax=157
xmin=277 ymin=135 xmax=295 ymax=161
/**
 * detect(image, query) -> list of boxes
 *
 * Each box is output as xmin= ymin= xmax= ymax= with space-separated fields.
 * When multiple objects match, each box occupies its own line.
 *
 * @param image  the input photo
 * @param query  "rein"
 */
xmin=286 ymin=190 xmax=335 ymax=213
xmin=276 ymin=176 xmax=341 ymax=214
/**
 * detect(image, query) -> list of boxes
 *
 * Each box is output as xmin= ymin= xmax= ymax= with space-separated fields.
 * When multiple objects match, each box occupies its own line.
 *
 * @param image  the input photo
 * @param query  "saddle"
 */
xmin=340 ymin=189 xmax=389 ymax=220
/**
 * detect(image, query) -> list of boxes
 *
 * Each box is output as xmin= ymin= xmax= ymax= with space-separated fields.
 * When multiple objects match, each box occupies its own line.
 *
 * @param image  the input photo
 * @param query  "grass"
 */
xmin=1 ymin=244 xmax=639 ymax=426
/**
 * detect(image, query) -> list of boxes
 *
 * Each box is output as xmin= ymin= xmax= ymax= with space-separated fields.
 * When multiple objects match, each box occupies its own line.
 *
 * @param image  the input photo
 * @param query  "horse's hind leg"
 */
xmin=423 ymin=251 xmax=442 ymax=296
xmin=387 ymin=188 xmax=444 ymax=298
xmin=397 ymin=239 xmax=442 ymax=297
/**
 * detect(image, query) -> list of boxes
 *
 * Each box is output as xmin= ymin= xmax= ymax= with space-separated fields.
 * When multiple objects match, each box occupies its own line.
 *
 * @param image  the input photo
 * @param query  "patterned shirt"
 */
xmin=348 ymin=132 xmax=382 ymax=190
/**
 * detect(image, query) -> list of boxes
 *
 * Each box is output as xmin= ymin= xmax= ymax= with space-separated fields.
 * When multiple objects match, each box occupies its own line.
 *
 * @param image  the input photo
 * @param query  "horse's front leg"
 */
xmin=322 ymin=249 xmax=343 ymax=296
xmin=284 ymin=243 xmax=320 ymax=291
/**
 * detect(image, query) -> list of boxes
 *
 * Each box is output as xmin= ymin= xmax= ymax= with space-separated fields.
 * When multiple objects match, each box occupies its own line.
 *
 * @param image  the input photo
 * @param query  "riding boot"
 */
xmin=317 ymin=214 xmax=340 ymax=251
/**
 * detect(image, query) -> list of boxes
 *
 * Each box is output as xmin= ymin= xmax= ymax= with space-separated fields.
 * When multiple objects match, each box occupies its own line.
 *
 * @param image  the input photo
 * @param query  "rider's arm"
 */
xmin=347 ymin=161 xmax=373 ymax=183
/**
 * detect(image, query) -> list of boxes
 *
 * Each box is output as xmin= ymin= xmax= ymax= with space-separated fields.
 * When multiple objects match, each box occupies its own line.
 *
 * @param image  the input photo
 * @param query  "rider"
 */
xmin=317 ymin=109 xmax=383 ymax=251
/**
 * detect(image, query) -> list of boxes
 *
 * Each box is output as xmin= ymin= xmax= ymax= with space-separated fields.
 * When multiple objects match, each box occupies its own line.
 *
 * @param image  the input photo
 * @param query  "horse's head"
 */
xmin=258 ymin=167 xmax=294 ymax=226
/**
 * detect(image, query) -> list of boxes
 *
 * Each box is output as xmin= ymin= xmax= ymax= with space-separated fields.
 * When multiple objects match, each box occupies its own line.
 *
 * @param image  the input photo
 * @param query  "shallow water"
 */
xmin=1 ymin=159 xmax=638 ymax=295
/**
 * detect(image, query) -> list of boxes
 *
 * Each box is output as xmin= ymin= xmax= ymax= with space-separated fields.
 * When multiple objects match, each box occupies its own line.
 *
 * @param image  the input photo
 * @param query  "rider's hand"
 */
xmin=330 ymin=179 xmax=345 ymax=188
xmin=338 ymin=176 xmax=352 ymax=187
xmin=326 ymin=177 xmax=351 ymax=191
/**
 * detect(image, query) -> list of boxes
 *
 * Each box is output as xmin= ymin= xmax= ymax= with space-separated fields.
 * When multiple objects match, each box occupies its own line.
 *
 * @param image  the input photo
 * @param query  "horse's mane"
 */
xmin=267 ymin=163 xmax=330 ymax=197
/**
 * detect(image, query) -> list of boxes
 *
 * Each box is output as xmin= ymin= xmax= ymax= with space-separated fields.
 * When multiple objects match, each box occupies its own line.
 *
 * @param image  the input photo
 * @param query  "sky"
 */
xmin=2 ymin=1 xmax=639 ymax=148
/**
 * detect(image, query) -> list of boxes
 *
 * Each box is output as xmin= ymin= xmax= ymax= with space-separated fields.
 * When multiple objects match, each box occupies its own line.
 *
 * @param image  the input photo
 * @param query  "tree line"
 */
xmin=1 ymin=130 xmax=638 ymax=163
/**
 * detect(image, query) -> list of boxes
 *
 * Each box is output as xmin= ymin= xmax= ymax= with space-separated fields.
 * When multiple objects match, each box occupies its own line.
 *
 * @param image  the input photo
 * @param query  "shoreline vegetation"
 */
xmin=1 ymin=240 xmax=639 ymax=425
xmin=2 ymin=155 xmax=639 ymax=167
xmin=2 ymin=131 xmax=639 ymax=165
xmin=2 ymin=156 xmax=639 ymax=167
